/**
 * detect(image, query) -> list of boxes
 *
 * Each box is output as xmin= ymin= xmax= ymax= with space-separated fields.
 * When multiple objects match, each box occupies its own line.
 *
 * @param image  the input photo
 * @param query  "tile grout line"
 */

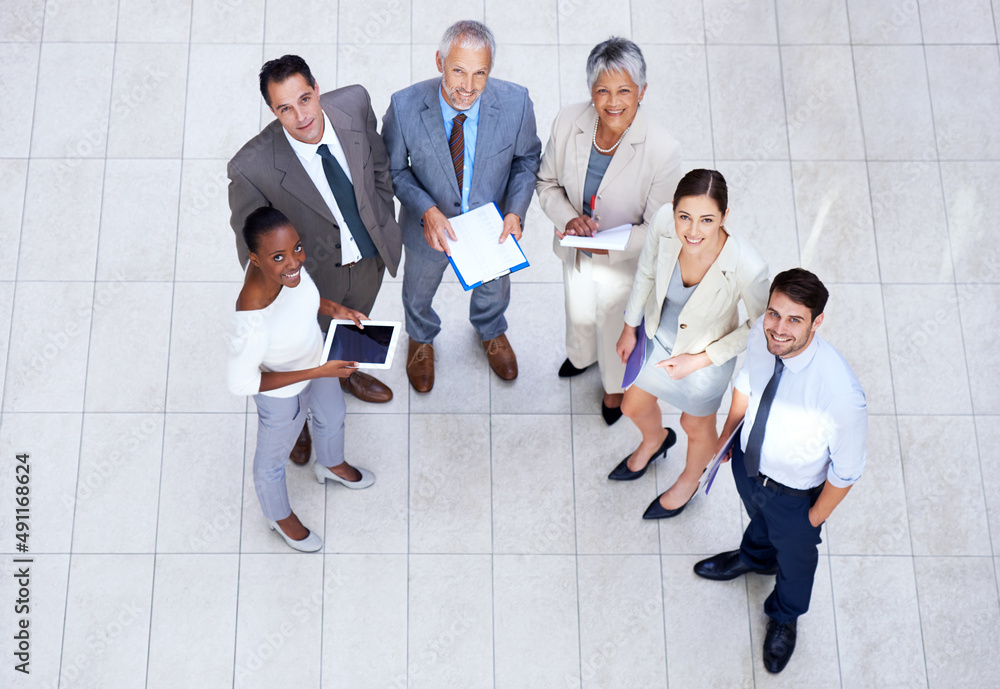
xmin=552 ymin=7 xmax=586 ymax=686
xmin=9 ymin=550 xmax=999 ymax=558
xmin=59 ymin=1 xmax=124 ymax=686
xmin=933 ymin=3 xmax=1000 ymax=629
xmin=745 ymin=2 xmax=791 ymax=686
xmin=920 ymin=0 xmax=997 ymax=607
xmin=644 ymin=0 xmax=676 ymax=689
xmin=834 ymin=2 xmax=894 ymax=685
xmin=897 ymin=8 xmax=933 ymax=687
xmin=110 ymin=0 xmax=171 ymax=679
xmin=406 ymin=6 xmax=413 ymax=686
xmin=315 ymin=6 xmax=329 ymax=689
xmin=25 ymin=8 xmax=79 ymax=689
xmin=146 ymin=0 xmax=196 ymax=683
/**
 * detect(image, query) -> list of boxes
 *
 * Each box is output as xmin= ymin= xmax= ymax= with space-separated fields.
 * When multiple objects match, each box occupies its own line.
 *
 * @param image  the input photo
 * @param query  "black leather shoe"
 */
xmin=601 ymin=399 xmax=623 ymax=425
xmin=608 ymin=428 xmax=677 ymax=481
xmin=558 ymin=358 xmax=589 ymax=377
xmin=642 ymin=488 xmax=697 ymax=520
xmin=763 ymin=619 xmax=797 ymax=673
xmin=693 ymin=550 xmax=778 ymax=581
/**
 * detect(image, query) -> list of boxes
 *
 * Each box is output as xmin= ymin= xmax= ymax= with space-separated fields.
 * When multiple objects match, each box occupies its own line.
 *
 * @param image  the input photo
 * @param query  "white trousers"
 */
xmin=562 ymin=254 xmax=632 ymax=394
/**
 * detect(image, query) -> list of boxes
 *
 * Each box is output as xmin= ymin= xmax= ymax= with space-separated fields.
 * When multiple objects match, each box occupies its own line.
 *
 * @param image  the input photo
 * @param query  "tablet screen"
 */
xmin=327 ymin=323 xmax=395 ymax=365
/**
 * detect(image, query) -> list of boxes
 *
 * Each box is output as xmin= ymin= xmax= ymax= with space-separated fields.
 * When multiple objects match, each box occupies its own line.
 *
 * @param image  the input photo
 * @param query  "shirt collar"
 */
xmin=780 ymin=331 xmax=821 ymax=374
xmin=282 ymin=111 xmax=336 ymax=163
xmin=438 ymin=87 xmax=482 ymax=124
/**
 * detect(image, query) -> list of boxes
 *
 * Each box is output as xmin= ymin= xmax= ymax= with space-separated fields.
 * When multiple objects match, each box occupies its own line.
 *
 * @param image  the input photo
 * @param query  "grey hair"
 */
xmin=586 ymin=36 xmax=646 ymax=90
xmin=439 ymin=20 xmax=496 ymax=69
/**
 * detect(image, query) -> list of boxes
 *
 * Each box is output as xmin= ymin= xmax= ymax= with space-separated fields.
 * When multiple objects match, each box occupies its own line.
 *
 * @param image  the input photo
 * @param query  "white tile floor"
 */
xmin=0 ymin=1 xmax=998 ymax=687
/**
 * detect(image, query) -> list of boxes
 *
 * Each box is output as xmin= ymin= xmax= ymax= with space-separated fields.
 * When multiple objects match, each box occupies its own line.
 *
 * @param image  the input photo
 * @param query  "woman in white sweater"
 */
xmin=228 ymin=207 xmax=375 ymax=552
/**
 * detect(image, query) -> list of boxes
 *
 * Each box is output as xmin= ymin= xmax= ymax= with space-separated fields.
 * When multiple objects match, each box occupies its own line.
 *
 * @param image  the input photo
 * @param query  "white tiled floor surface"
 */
xmin=0 ymin=1 xmax=999 ymax=687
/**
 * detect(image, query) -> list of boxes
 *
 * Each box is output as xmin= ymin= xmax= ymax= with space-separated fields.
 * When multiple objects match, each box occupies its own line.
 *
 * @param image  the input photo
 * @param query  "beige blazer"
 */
xmin=624 ymin=205 xmax=770 ymax=366
xmin=535 ymin=102 xmax=682 ymax=281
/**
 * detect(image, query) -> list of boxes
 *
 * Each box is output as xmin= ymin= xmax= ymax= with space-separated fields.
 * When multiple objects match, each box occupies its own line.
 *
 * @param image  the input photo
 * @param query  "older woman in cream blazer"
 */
xmin=613 ymin=169 xmax=769 ymax=520
xmin=536 ymin=37 xmax=682 ymax=424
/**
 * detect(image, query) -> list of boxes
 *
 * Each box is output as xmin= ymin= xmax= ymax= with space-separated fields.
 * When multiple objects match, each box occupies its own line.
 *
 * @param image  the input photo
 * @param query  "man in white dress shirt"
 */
xmin=228 ymin=55 xmax=403 ymax=463
xmin=693 ymin=268 xmax=867 ymax=674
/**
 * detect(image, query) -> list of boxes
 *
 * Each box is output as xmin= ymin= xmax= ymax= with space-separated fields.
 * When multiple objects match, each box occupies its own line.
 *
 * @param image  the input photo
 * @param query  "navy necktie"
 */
xmin=744 ymin=355 xmax=785 ymax=477
xmin=316 ymin=144 xmax=377 ymax=260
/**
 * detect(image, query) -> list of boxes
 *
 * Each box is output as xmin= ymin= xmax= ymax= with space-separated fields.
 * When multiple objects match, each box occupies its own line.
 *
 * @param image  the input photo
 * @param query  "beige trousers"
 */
xmin=562 ymin=254 xmax=633 ymax=394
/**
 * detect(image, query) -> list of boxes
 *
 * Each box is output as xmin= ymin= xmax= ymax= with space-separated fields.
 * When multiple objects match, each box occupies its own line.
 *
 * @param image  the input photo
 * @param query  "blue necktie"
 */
xmin=744 ymin=355 xmax=785 ymax=477
xmin=317 ymin=144 xmax=377 ymax=260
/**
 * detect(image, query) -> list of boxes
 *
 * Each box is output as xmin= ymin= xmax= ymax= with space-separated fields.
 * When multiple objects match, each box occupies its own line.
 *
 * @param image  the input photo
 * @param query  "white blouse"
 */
xmin=227 ymin=268 xmax=323 ymax=398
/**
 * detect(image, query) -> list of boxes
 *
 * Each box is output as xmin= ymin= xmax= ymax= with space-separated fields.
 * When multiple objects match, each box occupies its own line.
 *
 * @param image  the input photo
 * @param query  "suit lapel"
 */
xmin=656 ymin=234 xmax=681 ymax=308
xmin=599 ymin=107 xmax=644 ymax=191
xmin=273 ymin=123 xmax=336 ymax=225
xmin=419 ymin=85 xmax=459 ymax=196
xmin=471 ymin=87 xmax=499 ymax=199
xmin=571 ymin=106 xmax=594 ymax=209
xmin=680 ymin=235 xmax=739 ymax=315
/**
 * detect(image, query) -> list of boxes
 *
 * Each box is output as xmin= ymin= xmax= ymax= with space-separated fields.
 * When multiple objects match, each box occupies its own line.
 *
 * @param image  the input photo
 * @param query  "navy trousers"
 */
xmin=732 ymin=442 xmax=824 ymax=623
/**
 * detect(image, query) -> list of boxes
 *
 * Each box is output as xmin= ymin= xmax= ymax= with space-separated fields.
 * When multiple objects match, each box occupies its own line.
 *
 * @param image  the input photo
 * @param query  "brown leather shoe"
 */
xmin=290 ymin=423 xmax=311 ymax=465
xmin=340 ymin=370 xmax=393 ymax=403
xmin=483 ymin=333 xmax=517 ymax=380
xmin=406 ymin=338 xmax=435 ymax=392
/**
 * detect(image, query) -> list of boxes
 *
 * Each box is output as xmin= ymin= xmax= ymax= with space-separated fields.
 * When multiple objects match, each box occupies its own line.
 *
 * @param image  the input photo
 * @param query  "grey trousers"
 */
xmin=401 ymin=232 xmax=510 ymax=343
xmin=251 ymin=376 xmax=346 ymax=521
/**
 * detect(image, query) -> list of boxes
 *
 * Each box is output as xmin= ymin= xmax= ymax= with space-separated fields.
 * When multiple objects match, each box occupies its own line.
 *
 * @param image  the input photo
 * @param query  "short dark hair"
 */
xmin=243 ymin=207 xmax=291 ymax=254
xmin=259 ymin=55 xmax=316 ymax=106
xmin=768 ymin=268 xmax=829 ymax=321
xmin=672 ymin=169 xmax=728 ymax=215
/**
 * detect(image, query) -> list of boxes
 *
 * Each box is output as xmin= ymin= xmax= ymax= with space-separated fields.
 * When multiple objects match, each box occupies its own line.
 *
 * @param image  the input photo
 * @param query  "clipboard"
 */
xmin=445 ymin=203 xmax=530 ymax=290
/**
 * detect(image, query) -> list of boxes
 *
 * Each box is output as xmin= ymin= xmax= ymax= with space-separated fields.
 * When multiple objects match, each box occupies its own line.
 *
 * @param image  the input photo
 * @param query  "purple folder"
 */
xmin=621 ymin=318 xmax=646 ymax=389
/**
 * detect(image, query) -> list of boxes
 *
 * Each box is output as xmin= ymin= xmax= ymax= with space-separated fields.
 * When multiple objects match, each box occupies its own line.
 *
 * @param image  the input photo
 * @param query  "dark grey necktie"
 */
xmin=744 ymin=356 xmax=785 ymax=477
xmin=316 ymin=144 xmax=377 ymax=260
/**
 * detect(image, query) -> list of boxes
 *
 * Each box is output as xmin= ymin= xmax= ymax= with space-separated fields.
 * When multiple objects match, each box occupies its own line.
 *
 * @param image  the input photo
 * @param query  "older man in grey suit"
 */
xmin=229 ymin=55 xmax=402 ymax=463
xmin=382 ymin=20 xmax=541 ymax=393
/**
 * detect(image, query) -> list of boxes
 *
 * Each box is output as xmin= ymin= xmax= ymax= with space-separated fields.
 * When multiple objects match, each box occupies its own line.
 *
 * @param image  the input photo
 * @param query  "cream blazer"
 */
xmin=535 ymin=102 xmax=682 ymax=283
xmin=624 ymin=205 xmax=770 ymax=366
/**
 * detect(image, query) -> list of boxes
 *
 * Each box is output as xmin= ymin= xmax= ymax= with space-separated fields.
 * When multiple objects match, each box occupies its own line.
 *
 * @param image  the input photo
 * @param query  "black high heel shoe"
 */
xmin=608 ymin=428 xmax=677 ymax=481
xmin=601 ymin=399 xmax=624 ymax=425
xmin=642 ymin=487 xmax=698 ymax=520
xmin=558 ymin=358 xmax=589 ymax=377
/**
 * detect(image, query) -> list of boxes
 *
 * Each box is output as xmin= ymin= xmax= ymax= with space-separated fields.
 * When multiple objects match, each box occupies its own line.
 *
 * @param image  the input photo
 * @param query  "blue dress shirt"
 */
xmin=438 ymin=90 xmax=481 ymax=214
xmin=734 ymin=317 xmax=868 ymax=489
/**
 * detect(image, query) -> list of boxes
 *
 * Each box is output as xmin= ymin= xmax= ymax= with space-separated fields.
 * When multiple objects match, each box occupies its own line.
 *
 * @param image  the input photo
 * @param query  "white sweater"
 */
xmin=227 ymin=268 xmax=323 ymax=398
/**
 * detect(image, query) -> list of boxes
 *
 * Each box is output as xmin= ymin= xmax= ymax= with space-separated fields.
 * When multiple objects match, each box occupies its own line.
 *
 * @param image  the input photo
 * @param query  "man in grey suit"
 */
xmin=382 ymin=20 xmax=541 ymax=393
xmin=229 ymin=55 xmax=402 ymax=463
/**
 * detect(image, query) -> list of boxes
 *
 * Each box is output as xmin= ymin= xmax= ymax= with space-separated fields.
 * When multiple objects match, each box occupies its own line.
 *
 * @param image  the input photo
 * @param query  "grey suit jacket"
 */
xmin=381 ymin=77 xmax=541 ymax=244
xmin=228 ymin=85 xmax=402 ymax=306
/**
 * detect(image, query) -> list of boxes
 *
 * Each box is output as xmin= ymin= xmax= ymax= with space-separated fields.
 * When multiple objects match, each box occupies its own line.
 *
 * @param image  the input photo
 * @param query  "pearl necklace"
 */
xmin=592 ymin=116 xmax=630 ymax=154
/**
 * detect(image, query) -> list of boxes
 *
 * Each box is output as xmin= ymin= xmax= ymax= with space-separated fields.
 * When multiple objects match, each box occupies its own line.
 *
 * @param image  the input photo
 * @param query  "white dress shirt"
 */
xmin=283 ymin=113 xmax=363 ymax=265
xmin=735 ymin=317 xmax=868 ymax=489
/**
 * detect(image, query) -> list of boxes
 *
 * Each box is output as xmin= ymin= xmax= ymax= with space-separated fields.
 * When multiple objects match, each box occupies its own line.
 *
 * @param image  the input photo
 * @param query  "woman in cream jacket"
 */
xmin=536 ymin=36 xmax=682 ymax=424
xmin=612 ymin=169 xmax=769 ymax=519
